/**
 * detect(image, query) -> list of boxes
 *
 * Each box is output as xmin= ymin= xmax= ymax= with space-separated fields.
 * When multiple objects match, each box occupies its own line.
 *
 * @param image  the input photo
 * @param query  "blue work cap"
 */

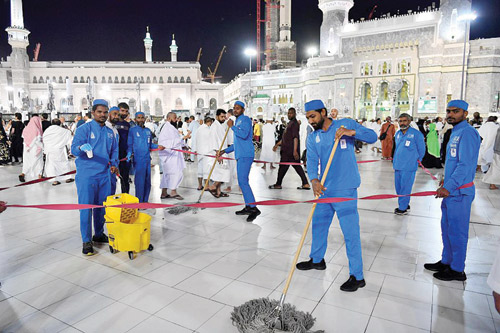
xmin=305 ymin=100 xmax=326 ymax=112
xmin=234 ymin=101 xmax=245 ymax=109
xmin=135 ymin=112 xmax=145 ymax=117
xmin=92 ymin=99 xmax=109 ymax=108
xmin=447 ymin=100 xmax=469 ymax=111
xmin=109 ymin=106 xmax=119 ymax=112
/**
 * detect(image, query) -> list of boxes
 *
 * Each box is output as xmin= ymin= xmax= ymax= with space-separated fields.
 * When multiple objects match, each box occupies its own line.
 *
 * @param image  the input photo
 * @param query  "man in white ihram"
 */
xmin=208 ymin=109 xmax=231 ymax=197
xmin=159 ymin=112 xmax=185 ymax=200
xmin=43 ymin=118 xmax=74 ymax=186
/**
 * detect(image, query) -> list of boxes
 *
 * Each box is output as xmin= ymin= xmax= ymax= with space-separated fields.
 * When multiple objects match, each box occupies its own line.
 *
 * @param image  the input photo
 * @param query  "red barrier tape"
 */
xmin=0 ymin=170 xmax=76 ymax=192
xmin=0 ymin=183 xmax=473 ymax=211
xmin=418 ymin=161 xmax=439 ymax=180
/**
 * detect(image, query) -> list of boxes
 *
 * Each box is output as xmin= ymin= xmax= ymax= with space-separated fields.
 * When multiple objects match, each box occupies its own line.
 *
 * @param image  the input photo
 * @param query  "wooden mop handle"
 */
xmin=281 ymin=126 xmax=343 ymax=297
xmin=198 ymin=125 xmax=231 ymax=201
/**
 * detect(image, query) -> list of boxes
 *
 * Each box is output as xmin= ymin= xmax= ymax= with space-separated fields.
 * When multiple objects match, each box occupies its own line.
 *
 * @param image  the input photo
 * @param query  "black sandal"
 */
xmin=268 ymin=184 xmax=282 ymax=189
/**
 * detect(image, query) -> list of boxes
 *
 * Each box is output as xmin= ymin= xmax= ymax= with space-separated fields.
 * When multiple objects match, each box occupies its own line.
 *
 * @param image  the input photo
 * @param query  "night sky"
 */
xmin=0 ymin=0 xmax=499 ymax=83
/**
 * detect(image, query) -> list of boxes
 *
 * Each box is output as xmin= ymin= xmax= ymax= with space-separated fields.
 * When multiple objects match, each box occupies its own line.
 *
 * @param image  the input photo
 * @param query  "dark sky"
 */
xmin=0 ymin=0 xmax=498 ymax=83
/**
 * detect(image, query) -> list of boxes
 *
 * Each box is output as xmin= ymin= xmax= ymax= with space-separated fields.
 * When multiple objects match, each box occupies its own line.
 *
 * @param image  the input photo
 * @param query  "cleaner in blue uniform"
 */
xmin=392 ymin=113 xmax=426 ymax=215
xmin=425 ymin=100 xmax=480 ymax=281
xmin=217 ymin=101 xmax=261 ymax=222
xmin=126 ymin=112 xmax=164 ymax=203
xmin=71 ymin=99 xmax=119 ymax=256
xmin=296 ymin=100 xmax=377 ymax=292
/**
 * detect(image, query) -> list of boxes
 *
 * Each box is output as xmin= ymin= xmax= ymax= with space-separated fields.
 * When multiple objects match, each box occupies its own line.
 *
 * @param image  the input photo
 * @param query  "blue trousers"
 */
xmin=441 ymin=194 xmax=474 ymax=272
xmin=237 ymin=157 xmax=256 ymax=207
xmin=310 ymin=189 xmax=363 ymax=280
xmin=394 ymin=170 xmax=416 ymax=210
xmin=133 ymin=159 xmax=151 ymax=203
xmin=76 ymin=175 xmax=110 ymax=243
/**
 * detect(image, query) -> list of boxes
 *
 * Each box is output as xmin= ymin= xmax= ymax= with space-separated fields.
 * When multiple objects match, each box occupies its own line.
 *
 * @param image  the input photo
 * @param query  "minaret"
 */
xmin=5 ymin=0 xmax=31 ymax=110
xmin=143 ymin=26 xmax=153 ymax=62
xmin=279 ymin=0 xmax=292 ymax=42
xmin=170 ymin=34 xmax=178 ymax=62
xmin=318 ymin=0 xmax=354 ymax=56
xmin=275 ymin=0 xmax=297 ymax=68
xmin=438 ymin=0 xmax=473 ymax=43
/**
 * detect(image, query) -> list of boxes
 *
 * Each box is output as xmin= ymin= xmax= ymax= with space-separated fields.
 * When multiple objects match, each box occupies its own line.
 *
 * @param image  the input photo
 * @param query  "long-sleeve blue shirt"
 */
xmin=127 ymin=126 xmax=158 ymax=162
xmin=443 ymin=120 xmax=480 ymax=196
xmin=393 ymin=127 xmax=426 ymax=171
xmin=306 ymin=118 xmax=377 ymax=191
xmin=224 ymin=114 xmax=255 ymax=159
xmin=71 ymin=120 xmax=119 ymax=178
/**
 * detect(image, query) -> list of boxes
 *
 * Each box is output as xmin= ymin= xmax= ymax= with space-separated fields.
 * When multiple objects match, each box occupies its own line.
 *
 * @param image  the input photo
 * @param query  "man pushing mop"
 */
xmin=296 ymin=100 xmax=377 ymax=292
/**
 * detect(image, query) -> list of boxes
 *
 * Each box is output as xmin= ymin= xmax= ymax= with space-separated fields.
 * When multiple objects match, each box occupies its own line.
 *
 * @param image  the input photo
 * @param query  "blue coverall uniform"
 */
xmin=441 ymin=120 xmax=480 ymax=272
xmin=224 ymin=114 xmax=256 ymax=207
xmin=127 ymin=126 xmax=158 ymax=203
xmin=71 ymin=120 xmax=118 ymax=243
xmin=392 ymin=127 xmax=426 ymax=211
xmin=306 ymin=118 xmax=377 ymax=280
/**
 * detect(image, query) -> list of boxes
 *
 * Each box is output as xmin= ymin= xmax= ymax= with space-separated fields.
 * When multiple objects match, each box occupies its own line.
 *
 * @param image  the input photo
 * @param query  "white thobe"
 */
xmin=372 ymin=123 xmax=382 ymax=149
xmin=159 ymin=122 xmax=185 ymax=189
xmin=22 ymin=135 xmax=44 ymax=179
xmin=195 ymin=124 xmax=212 ymax=179
xmin=478 ymin=122 xmax=499 ymax=170
xmin=43 ymin=125 xmax=73 ymax=181
xmin=208 ymin=120 xmax=230 ymax=183
xmin=260 ymin=123 xmax=278 ymax=163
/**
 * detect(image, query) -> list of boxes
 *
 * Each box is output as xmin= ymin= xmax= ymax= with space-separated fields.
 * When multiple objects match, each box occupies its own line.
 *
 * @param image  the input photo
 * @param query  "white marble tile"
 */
xmin=16 ymin=278 xmax=84 ymax=309
xmin=92 ymin=272 xmax=151 ymax=300
xmin=312 ymin=302 xmax=370 ymax=333
xmin=143 ymin=262 xmax=198 ymax=287
xmin=431 ymin=305 xmax=496 ymax=333
xmin=372 ymin=294 xmax=431 ymax=330
xmin=120 ymin=282 xmax=185 ymax=314
xmin=176 ymin=271 xmax=233 ymax=298
xmin=211 ymin=280 xmax=273 ymax=307
xmin=2 ymin=310 xmax=69 ymax=333
xmin=380 ymin=275 xmax=433 ymax=304
xmin=127 ymin=315 xmax=193 ymax=333
xmin=0 ymin=297 xmax=38 ymax=330
xmin=366 ymin=317 xmax=428 ymax=333
xmin=433 ymin=284 xmax=492 ymax=317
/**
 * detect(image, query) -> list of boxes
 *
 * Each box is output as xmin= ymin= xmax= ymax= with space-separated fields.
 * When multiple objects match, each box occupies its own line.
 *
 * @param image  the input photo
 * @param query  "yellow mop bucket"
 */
xmin=104 ymin=194 xmax=154 ymax=260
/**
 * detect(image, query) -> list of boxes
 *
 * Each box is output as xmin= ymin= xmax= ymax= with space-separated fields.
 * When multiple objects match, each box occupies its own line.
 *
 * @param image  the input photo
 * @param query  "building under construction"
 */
xmin=261 ymin=0 xmax=297 ymax=71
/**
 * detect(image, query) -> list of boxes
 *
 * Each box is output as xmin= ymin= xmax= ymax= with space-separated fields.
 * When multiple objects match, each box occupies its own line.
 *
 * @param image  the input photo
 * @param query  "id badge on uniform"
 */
xmin=450 ymin=148 xmax=457 ymax=157
xmin=340 ymin=139 xmax=347 ymax=149
xmin=405 ymin=140 xmax=411 ymax=147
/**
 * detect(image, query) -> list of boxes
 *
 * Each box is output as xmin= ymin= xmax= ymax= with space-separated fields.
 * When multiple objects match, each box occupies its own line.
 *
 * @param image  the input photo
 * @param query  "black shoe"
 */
xmin=235 ymin=206 xmax=252 ymax=215
xmin=407 ymin=205 xmax=411 ymax=211
xmin=340 ymin=275 xmax=366 ymax=292
xmin=433 ymin=268 xmax=467 ymax=281
xmin=246 ymin=207 xmax=261 ymax=222
xmin=18 ymin=174 xmax=25 ymax=183
xmin=82 ymin=242 xmax=95 ymax=256
xmin=92 ymin=234 xmax=109 ymax=243
xmin=296 ymin=258 xmax=326 ymax=271
xmin=424 ymin=260 xmax=450 ymax=272
xmin=394 ymin=208 xmax=408 ymax=215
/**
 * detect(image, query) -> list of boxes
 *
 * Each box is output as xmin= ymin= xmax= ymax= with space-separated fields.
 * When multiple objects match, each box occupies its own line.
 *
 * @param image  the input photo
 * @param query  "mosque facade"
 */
xmin=0 ymin=0 xmax=223 ymax=118
xmin=224 ymin=0 xmax=500 ymax=120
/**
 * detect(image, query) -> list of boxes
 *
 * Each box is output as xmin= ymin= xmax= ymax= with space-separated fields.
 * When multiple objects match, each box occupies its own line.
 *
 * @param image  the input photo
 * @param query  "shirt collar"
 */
xmin=452 ymin=120 xmax=468 ymax=131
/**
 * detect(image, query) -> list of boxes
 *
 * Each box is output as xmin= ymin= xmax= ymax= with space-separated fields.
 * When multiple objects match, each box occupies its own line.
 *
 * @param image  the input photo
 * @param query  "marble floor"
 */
xmin=0 ymin=148 xmax=499 ymax=333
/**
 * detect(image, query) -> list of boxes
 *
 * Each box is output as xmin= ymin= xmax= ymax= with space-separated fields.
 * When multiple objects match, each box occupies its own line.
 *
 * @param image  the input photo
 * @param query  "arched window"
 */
xmin=108 ymin=76 xmax=113 ymax=83
xmin=120 ymin=76 xmax=125 ymax=84
xmin=60 ymin=98 xmax=68 ymax=111
xmin=174 ymin=76 xmax=179 ymax=83
xmin=180 ymin=76 xmax=185 ymax=83
xmin=80 ymin=76 xmax=85 ymax=83
xmin=134 ymin=76 xmax=138 ymax=83
xmin=93 ymin=76 xmax=97 ymax=83
xmin=209 ymin=98 xmax=217 ymax=110
xmin=58 ymin=76 xmax=64 ymax=84
xmin=146 ymin=76 xmax=151 ymax=83
xmin=81 ymin=97 xmax=88 ymax=109
xmin=127 ymin=76 xmax=132 ymax=83
xmin=140 ymin=76 xmax=145 ymax=83
xmin=73 ymin=76 xmax=78 ymax=83
xmin=186 ymin=76 xmax=191 ymax=83
xmin=52 ymin=76 xmax=57 ymax=82
xmin=114 ymin=76 xmax=119 ymax=84
xmin=155 ymin=98 xmax=162 ymax=114
xmin=129 ymin=98 xmax=136 ymax=112
xmin=33 ymin=76 xmax=37 ymax=83
xmin=175 ymin=97 xmax=183 ymax=109
xmin=101 ymin=76 xmax=106 ymax=83
xmin=153 ymin=76 xmax=158 ymax=84
xmin=159 ymin=77 xmax=164 ymax=83
xmin=167 ymin=76 xmax=172 ymax=83
xmin=197 ymin=98 xmax=204 ymax=108
xmin=46 ymin=76 xmax=50 ymax=82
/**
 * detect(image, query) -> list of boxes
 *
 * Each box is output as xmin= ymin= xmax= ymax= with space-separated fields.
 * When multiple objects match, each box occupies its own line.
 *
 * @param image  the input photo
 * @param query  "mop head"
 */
xmin=231 ymin=298 xmax=323 ymax=333
xmin=165 ymin=204 xmax=197 ymax=215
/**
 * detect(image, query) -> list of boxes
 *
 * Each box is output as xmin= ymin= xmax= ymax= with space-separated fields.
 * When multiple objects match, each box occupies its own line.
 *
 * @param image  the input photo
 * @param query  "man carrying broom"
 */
xmin=296 ymin=100 xmax=377 ymax=292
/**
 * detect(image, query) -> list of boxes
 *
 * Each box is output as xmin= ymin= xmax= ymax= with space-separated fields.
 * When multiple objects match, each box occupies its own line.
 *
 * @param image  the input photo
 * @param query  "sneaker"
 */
xmin=407 ymin=205 xmax=411 ymax=211
xmin=92 ymin=234 xmax=109 ymax=243
xmin=246 ymin=207 xmax=261 ymax=222
xmin=394 ymin=208 xmax=408 ymax=215
xmin=82 ymin=242 xmax=95 ymax=256
xmin=340 ymin=275 xmax=366 ymax=292
xmin=296 ymin=258 xmax=326 ymax=271
xmin=433 ymin=268 xmax=467 ymax=281
xmin=424 ymin=260 xmax=450 ymax=272
xmin=235 ymin=206 xmax=252 ymax=216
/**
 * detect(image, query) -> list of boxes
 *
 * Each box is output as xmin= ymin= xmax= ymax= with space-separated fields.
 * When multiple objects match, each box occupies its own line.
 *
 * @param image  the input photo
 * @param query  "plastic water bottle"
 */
xmin=86 ymin=150 xmax=93 ymax=158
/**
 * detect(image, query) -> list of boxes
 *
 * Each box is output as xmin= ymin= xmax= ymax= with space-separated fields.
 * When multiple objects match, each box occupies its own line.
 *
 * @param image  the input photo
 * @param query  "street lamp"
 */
xmin=458 ymin=12 xmax=477 ymax=100
xmin=244 ymin=48 xmax=257 ymax=115
xmin=307 ymin=46 xmax=318 ymax=58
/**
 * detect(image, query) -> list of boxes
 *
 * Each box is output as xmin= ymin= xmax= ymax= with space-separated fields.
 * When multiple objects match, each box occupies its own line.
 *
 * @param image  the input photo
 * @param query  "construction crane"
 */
xmin=368 ymin=5 xmax=378 ymax=20
xmin=206 ymin=46 xmax=226 ymax=83
xmin=33 ymin=43 xmax=41 ymax=61
xmin=196 ymin=48 xmax=202 ymax=63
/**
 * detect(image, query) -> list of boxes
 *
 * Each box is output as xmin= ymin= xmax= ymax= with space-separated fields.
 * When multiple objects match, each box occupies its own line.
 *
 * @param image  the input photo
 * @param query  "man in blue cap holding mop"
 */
xmin=425 ymin=100 xmax=480 ymax=281
xmin=126 ymin=112 xmax=165 ymax=203
xmin=217 ymin=101 xmax=261 ymax=222
xmin=296 ymin=99 xmax=377 ymax=292
xmin=71 ymin=99 xmax=119 ymax=256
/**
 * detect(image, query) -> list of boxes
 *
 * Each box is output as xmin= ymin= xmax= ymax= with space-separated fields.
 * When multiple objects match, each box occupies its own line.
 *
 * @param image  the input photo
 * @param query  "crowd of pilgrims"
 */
xmin=0 ymin=107 xmax=498 ymax=191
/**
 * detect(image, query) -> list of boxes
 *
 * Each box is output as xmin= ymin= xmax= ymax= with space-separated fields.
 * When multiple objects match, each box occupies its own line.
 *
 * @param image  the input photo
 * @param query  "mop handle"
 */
xmin=198 ymin=125 xmax=231 ymax=202
xmin=280 ymin=126 xmax=343 ymax=299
